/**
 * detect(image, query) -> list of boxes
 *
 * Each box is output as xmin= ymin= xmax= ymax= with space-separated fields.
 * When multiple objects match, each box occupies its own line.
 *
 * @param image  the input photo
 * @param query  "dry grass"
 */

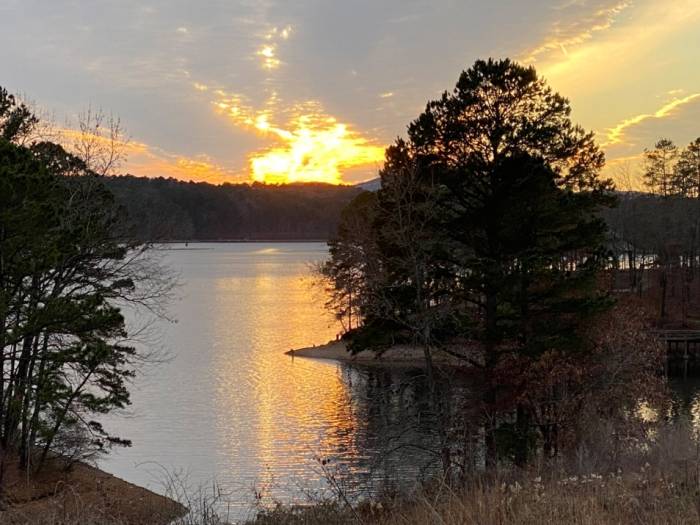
xmin=251 ymin=421 xmax=700 ymax=525
xmin=252 ymin=468 xmax=700 ymax=525
xmin=5 ymin=422 xmax=700 ymax=524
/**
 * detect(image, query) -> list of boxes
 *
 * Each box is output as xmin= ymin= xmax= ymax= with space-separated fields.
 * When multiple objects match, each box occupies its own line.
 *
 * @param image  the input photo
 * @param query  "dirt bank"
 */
xmin=0 ymin=456 xmax=185 ymax=525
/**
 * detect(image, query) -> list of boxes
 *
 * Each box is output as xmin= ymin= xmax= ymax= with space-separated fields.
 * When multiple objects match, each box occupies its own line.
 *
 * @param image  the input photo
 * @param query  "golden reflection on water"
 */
xmin=638 ymin=384 xmax=700 ymax=439
xmin=103 ymin=244 xmax=442 ymax=519
xmin=210 ymin=252 xmax=362 ymax=494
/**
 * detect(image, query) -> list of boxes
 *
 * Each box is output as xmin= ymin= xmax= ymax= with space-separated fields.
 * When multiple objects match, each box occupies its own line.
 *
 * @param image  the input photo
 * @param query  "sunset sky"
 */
xmin=2 ymin=0 xmax=699 ymax=186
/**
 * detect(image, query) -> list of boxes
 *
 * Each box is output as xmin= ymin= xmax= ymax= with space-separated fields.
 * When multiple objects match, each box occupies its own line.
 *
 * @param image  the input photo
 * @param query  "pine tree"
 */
xmin=644 ymin=138 xmax=678 ymax=197
xmin=674 ymin=138 xmax=700 ymax=198
xmin=1 ymin=87 xmax=170 ymax=481
xmin=325 ymin=59 xmax=616 ymax=466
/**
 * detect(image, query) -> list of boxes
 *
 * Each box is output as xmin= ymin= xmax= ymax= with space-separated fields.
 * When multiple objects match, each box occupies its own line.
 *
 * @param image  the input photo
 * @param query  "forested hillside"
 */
xmin=105 ymin=175 xmax=363 ymax=241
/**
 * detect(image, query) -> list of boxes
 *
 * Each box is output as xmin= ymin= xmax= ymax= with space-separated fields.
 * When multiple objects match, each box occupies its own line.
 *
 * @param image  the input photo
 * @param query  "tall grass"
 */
xmin=250 ymin=420 xmax=700 ymax=525
xmin=5 ymin=420 xmax=700 ymax=524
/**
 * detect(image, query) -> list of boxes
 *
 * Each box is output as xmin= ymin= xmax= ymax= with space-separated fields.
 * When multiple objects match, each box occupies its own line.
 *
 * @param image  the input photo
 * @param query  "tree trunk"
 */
xmin=514 ymin=403 xmax=529 ymax=467
xmin=660 ymin=268 xmax=668 ymax=320
xmin=483 ymin=287 xmax=499 ymax=468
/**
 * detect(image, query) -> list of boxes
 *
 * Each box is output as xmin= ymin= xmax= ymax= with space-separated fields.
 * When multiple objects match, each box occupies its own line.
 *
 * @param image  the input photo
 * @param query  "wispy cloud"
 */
xmin=4 ymin=0 xmax=698 ymax=186
xmin=519 ymin=1 xmax=630 ymax=63
xmin=604 ymin=93 xmax=700 ymax=147
xmin=533 ymin=0 xmax=700 ymax=88
xmin=600 ymin=93 xmax=700 ymax=187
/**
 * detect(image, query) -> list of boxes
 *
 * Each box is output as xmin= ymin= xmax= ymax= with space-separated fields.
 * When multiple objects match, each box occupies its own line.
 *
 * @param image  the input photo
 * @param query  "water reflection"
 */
xmin=669 ymin=378 xmax=700 ymax=427
xmin=101 ymin=243 xmax=468 ymax=520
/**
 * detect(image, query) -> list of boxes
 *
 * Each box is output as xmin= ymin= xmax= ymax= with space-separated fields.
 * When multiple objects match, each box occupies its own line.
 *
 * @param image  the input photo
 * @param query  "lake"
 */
xmin=100 ymin=242 xmax=452 ymax=521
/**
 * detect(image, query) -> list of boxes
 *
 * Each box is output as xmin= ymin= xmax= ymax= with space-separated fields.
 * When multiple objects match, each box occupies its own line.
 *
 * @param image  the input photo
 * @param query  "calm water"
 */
xmin=100 ymin=243 xmax=448 ymax=521
xmin=98 ymin=242 xmax=700 ymax=522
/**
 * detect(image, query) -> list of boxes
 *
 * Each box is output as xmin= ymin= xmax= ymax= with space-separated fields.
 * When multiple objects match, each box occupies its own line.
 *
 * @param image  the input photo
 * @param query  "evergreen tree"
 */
xmin=0 ymin=87 xmax=170 ymax=483
xmin=644 ymin=138 xmax=678 ymax=196
xmin=321 ymin=190 xmax=380 ymax=333
xmin=325 ymin=59 xmax=616 ymax=466
xmin=674 ymin=138 xmax=700 ymax=198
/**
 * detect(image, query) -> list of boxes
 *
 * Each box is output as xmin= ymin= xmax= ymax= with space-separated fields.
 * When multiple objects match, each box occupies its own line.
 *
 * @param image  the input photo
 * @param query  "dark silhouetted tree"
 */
xmin=325 ymin=59 xmax=616 ymax=467
xmin=644 ymin=138 xmax=678 ymax=196
xmin=674 ymin=137 xmax=700 ymax=198
xmin=0 ymin=87 xmax=171 ymax=486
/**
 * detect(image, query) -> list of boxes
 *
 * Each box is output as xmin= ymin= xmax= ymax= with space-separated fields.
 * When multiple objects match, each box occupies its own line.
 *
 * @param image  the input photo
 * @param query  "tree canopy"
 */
xmin=0 ymin=86 xmax=169 ymax=482
xmin=322 ymin=58 xmax=617 ymax=466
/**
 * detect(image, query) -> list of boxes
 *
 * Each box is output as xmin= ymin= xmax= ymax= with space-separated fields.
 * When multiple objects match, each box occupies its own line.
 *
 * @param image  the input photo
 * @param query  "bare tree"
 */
xmin=68 ymin=106 xmax=130 ymax=177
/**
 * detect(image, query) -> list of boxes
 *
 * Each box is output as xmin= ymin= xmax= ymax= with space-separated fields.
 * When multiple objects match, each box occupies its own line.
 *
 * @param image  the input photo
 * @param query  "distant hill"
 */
xmin=104 ymin=175 xmax=363 ymax=241
xmin=355 ymin=178 xmax=381 ymax=192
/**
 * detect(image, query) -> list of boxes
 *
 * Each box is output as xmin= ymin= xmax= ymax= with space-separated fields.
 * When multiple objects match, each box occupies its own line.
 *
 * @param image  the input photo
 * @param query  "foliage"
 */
xmin=674 ymin=138 xmax=700 ymax=198
xmin=322 ymin=59 xmax=619 ymax=466
xmin=0 ymin=86 xmax=170 ymax=483
xmin=321 ymin=191 xmax=380 ymax=332
xmin=642 ymin=137 xmax=700 ymax=198
xmin=251 ymin=418 xmax=700 ymax=525
xmin=105 ymin=175 xmax=363 ymax=241
xmin=643 ymin=139 xmax=678 ymax=197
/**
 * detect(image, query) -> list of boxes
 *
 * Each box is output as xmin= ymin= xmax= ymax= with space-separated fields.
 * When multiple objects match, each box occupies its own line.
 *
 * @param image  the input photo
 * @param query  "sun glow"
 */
xmin=250 ymin=116 xmax=384 ymax=184
xmin=214 ymin=92 xmax=385 ymax=184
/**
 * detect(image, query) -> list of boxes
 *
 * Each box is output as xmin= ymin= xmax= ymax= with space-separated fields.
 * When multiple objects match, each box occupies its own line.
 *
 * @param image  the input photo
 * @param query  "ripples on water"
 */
xmin=101 ymin=243 xmax=464 ymax=520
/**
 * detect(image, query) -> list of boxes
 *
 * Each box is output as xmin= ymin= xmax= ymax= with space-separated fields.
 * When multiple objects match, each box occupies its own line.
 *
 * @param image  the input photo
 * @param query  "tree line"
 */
xmin=602 ymin=137 xmax=700 ymax=326
xmin=642 ymin=138 xmax=700 ymax=198
xmin=320 ymin=59 xmax=664 ymax=472
xmin=105 ymin=176 xmax=362 ymax=241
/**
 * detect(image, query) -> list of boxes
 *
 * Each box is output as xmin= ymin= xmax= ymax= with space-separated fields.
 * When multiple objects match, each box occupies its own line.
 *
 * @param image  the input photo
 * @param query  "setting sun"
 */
xmin=214 ymin=92 xmax=385 ymax=184
xmin=250 ymin=116 xmax=385 ymax=184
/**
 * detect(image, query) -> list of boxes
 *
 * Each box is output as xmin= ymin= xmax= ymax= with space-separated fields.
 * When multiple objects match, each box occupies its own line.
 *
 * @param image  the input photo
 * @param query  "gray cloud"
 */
xmin=0 ymin=0 xmax=694 ymax=183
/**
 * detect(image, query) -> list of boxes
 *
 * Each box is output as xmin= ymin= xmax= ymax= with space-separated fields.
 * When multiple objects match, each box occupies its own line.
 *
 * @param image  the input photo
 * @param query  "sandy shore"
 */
xmin=286 ymin=340 xmax=463 ymax=366
xmin=0 ymin=457 xmax=185 ymax=525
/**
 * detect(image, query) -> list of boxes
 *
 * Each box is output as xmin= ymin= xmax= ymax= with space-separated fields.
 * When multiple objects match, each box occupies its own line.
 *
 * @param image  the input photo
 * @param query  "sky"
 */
xmin=1 ymin=0 xmax=699 ymax=187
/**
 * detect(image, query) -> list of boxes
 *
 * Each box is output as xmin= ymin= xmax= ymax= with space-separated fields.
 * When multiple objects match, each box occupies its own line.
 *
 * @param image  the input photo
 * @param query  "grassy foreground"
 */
xmin=251 ymin=423 xmax=700 ymax=525
xmin=252 ymin=469 xmax=700 ymax=525
xmin=4 ymin=423 xmax=700 ymax=524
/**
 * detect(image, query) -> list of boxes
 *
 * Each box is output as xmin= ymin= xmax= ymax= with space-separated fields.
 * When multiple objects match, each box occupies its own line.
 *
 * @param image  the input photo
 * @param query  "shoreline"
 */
xmin=286 ymin=340 xmax=464 ymax=366
xmin=1 ymin=458 xmax=185 ymax=525
xmin=154 ymin=239 xmax=330 ymax=244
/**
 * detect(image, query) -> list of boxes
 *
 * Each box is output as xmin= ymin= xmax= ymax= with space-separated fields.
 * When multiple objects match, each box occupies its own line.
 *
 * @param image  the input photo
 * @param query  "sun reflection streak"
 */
xmin=210 ymin=261 xmax=362 ymax=496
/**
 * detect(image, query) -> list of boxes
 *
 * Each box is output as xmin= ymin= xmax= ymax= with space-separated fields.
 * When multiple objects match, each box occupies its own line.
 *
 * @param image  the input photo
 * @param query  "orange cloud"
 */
xmin=57 ymin=127 xmax=241 ymax=184
xmin=128 ymin=153 xmax=239 ymax=184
